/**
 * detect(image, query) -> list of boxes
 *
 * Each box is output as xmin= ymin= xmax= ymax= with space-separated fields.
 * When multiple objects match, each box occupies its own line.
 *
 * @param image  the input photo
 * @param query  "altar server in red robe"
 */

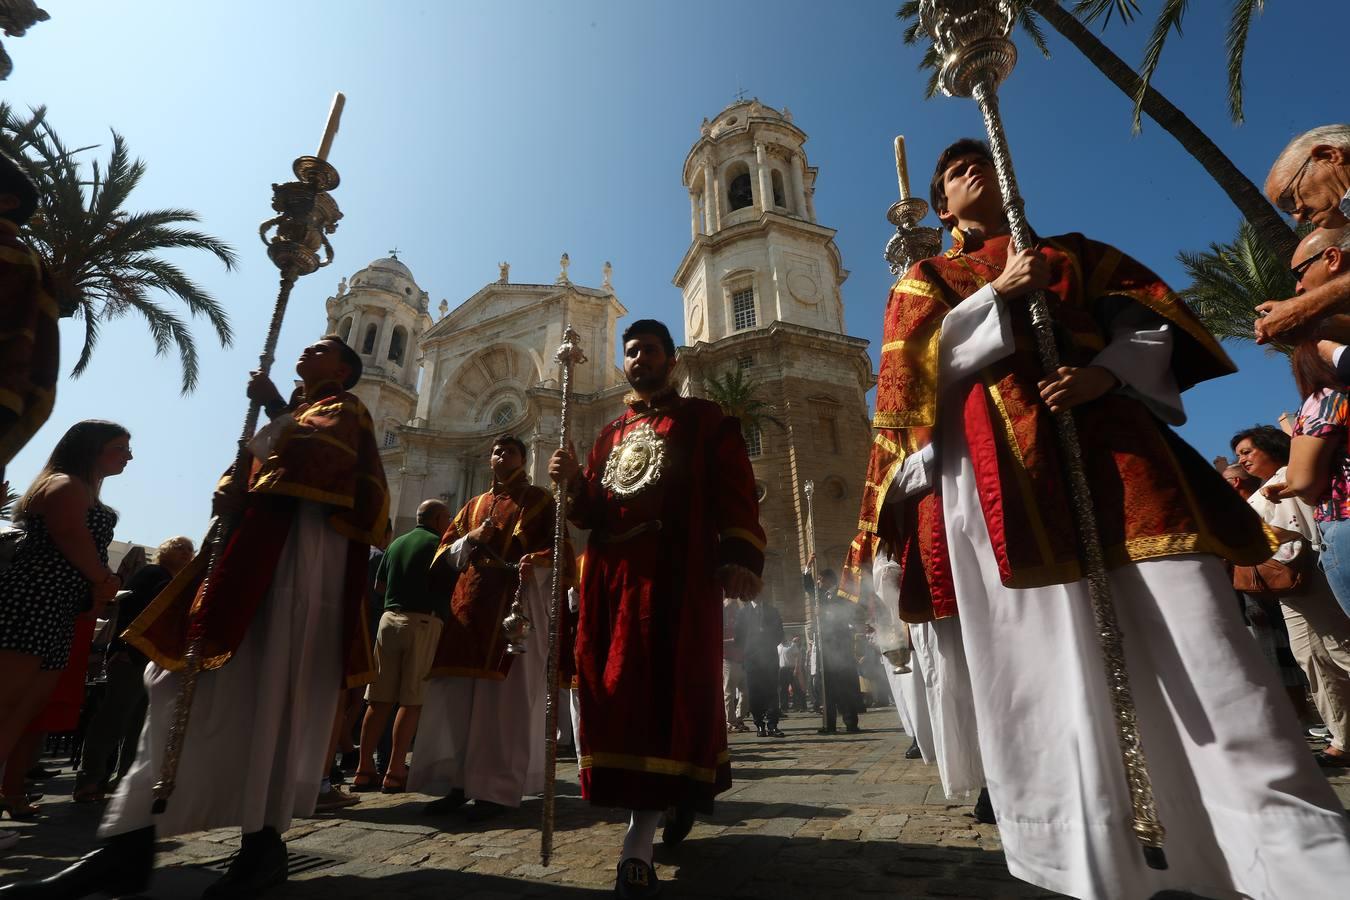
xmin=1 ymin=336 xmax=389 ymax=900
xmin=876 ymin=138 xmax=1350 ymax=899
xmin=549 ymin=319 xmax=765 ymax=899
xmin=410 ymin=433 xmax=559 ymax=822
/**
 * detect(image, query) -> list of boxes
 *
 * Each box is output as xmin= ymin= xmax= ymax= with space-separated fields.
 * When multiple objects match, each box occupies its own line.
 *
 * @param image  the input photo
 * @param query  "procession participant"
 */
xmin=349 ymin=498 xmax=451 ymax=795
xmin=0 ymin=151 xmax=57 ymax=485
xmin=1255 ymin=124 xmax=1350 ymax=345
xmin=0 ymin=336 xmax=389 ymax=900
xmin=548 ymin=319 xmax=765 ymax=899
xmin=735 ymin=594 xmax=784 ymax=738
xmin=410 ymin=434 xmax=558 ymax=823
xmin=884 ymin=137 xmax=1350 ymax=898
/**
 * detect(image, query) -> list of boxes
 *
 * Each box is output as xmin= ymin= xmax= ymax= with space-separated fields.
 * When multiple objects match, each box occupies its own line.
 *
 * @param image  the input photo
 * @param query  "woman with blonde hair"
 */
xmin=0 ymin=420 xmax=131 ymax=830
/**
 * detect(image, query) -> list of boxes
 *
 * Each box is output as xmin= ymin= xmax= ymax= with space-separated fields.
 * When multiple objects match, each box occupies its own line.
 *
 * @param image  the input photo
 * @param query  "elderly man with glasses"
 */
xmin=1256 ymin=124 xmax=1350 ymax=345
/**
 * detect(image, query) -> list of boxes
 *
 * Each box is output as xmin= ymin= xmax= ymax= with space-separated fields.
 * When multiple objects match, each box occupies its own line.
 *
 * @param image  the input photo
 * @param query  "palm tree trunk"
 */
xmin=1030 ymin=0 xmax=1297 ymax=262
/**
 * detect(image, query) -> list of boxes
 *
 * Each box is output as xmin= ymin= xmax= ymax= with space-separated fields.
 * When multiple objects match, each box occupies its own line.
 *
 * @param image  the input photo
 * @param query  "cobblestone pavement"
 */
xmin=3 ymin=708 xmax=1347 ymax=899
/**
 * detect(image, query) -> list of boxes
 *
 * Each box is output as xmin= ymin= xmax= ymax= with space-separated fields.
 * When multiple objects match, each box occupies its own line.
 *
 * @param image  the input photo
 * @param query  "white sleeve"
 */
xmin=445 ymin=536 xmax=473 ymax=571
xmin=937 ymin=283 xmax=1016 ymax=390
xmin=882 ymin=444 xmax=935 ymax=506
xmin=1089 ymin=303 xmax=1185 ymax=426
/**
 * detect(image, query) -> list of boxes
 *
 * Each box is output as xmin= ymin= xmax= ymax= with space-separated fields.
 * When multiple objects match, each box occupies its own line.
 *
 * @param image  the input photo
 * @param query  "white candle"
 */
xmin=316 ymin=92 xmax=346 ymax=161
xmin=894 ymin=135 xmax=910 ymax=201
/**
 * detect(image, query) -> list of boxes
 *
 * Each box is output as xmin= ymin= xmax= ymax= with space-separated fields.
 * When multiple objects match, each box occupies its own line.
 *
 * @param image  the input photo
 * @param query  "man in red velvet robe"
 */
xmin=1 ymin=336 xmax=389 ymax=900
xmin=410 ymin=434 xmax=558 ymax=822
xmin=549 ymin=319 xmax=765 ymax=900
xmin=868 ymin=138 xmax=1350 ymax=898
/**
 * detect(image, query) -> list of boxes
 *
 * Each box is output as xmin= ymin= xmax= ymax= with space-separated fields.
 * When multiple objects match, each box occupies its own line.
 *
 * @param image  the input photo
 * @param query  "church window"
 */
xmin=383 ymin=430 xmax=397 ymax=448
xmin=361 ymin=323 xmax=377 ymax=355
xmin=746 ymin=424 xmax=763 ymax=458
xmin=726 ymin=161 xmax=753 ymax=211
xmin=387 ymin=326 xmax=407 ymax=365
xmin=492 ymin=403 xmax=516 ymax=426
xmin=338 ymin=315 xmax=353 ymax=343
xmin=737 ymin=355 xmax=754 ymax=371
xmin=818 ymin=414 xmax=839 ymax=454
xmin=771 ymin=169 xmax=786 ymax=208
xmin=732 ymin=288 xmax=757 ymax=331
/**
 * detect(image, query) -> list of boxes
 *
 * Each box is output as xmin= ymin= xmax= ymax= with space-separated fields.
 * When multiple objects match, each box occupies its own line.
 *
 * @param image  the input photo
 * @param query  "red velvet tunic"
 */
xmin=427 ymin=469 xmax=556 ymax=680
xmin=570 ymin=394 xmax=765 ymax=812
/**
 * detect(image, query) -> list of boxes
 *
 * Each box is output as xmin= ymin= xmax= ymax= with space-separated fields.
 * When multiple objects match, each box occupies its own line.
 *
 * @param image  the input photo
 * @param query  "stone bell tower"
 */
xmin=673 ymin=99 xmax=874 ymax=626
xmin=325 ymin=251 xmax=434 ymax=448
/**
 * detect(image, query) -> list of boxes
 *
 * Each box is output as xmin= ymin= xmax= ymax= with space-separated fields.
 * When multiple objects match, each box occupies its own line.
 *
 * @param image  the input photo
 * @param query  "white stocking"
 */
xmin=620 ymin=809 xmax=661 ymax=864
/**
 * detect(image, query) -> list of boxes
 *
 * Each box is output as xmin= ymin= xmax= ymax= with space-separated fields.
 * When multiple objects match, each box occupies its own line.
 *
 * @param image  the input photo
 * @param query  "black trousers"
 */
xmin=744 ymin=660 xmax=780 ymax=728
xmin=821 ymin=664 xmax=861 ymax=730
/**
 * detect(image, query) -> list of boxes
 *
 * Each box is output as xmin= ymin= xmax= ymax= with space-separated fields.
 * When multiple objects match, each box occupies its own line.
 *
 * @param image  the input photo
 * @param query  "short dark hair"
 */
xmin=493 ymin=433 xmax=527 ymax=458
xmin=622 ymin=319 xmax=676 ymax=357
xmin=0 ymin=152 xmax=39 ymax=225
xmin=930 ymin=138 xmax=994 ymax=224
xmin=1230 ymin=424 xmax=1291 ymax=465
xmin=319 ymin=334 xmax=363 ymax=389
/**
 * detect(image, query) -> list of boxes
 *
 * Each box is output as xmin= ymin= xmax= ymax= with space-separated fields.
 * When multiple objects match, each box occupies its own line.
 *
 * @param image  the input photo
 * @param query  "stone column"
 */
xmin=805 ymin=185 xmax=817 ymax=223
xmin=689 ymin=190 xmax=700 ymax=238
xmin=755 ymin=141 xmax=773 ymax=211
xmin=372 ymin=312 xmax=390 ymax=363
xmin=346 ymin=307 xmax=363 ymax=348
xmin=703 ymin=163 xmax=720 ymax=232
xmin=790 ymin=153 xmax=807 ymax=216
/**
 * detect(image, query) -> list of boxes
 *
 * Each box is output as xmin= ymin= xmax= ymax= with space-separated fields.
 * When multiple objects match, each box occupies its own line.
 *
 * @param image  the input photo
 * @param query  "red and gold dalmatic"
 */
xmin=427 ymin=468 xmax=558 ymax=680
xmin=0 ymin=218 xmax=58 ymax=472
xmin=571 ymin=393 xmax=765 ymax=812
xmin=842 ymin=230 xmax=1273 ymax=610
xmin=125 ymin=383 xmax=390 ymax=688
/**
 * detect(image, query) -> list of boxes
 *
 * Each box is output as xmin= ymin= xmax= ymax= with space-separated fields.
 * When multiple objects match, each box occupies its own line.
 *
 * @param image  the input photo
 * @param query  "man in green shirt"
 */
xmin=351 ymin=498 xmax=452 ymax=793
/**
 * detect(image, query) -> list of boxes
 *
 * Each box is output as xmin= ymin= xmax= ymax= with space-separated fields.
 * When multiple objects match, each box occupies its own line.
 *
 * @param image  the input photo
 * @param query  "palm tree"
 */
xmin=897 ymin=2 xmax=1297 ymax=262
xmin=701 ymin=368 xmax=787 ymax=444
xmin=1177 ymin=220 xmax=1310 ymax=352
xmin=1072 ymin=0 xmax=1270 ymax=127
xmin=0 ymin=104 xmax=237 ymax=393
xmin=1 ymin=481 xmax=17 ymax=519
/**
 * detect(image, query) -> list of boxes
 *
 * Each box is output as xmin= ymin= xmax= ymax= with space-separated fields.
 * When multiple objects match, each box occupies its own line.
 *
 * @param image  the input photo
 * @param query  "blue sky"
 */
xmin=3 ymin=1 xmax=1335 ymax=545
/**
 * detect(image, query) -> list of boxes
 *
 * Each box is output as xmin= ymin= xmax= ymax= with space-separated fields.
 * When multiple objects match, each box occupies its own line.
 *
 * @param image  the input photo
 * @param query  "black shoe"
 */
xmin=202 ymin=827 xmax=287 ymax=900
xmin=556 ymin=744 xmax=578 ymax=761
xmin=23 ymin=765 xmax=58 ymax=780
xmin=972 ymin=787 xmax=996 ymax=825
xmin=845 ymin=725 xmax=864 ymax=734
xmin=816 ymin=727 xmax=838 ymax=735
xmin=615 ymin=857 xmax=661 ymax=898
xmin=661 ymin=803 xmax=695 ymax=846
xmin=0 ymin=825 xmax=154 ymax=899
xmin=423 ymin=789 xmax=468 ymax=816
xmin=465 ymin=799 xmax=508 ymax=823
xmin=904 ymin=739 xmax=922 ymax=760
xmin=755 ymin=724 xmax=767 ymax=737
xmin=766 ymin=727 xmax=786 ymax=738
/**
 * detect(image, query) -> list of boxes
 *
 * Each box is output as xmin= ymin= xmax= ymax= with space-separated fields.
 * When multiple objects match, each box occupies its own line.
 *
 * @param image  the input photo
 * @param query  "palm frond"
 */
xmin=0 ymin=105 xmax=237 ymax=392
xmin=1131 ymin=0 xmax=1190 ymax=134
xmin=1071 ymin=0 xmax=1140 ymax=26
xmin=1224 ymin=0 xmax=1263 ymax=124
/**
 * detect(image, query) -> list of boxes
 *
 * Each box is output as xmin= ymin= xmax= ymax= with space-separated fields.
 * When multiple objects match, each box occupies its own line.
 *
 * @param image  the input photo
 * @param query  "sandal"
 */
xmin=72 ymin=785 xmax=106 ymax=804
xmin=381 ymin=772 xmax=407 ymax=794
xmin=350 ymin=771 xmax=381 ymax=792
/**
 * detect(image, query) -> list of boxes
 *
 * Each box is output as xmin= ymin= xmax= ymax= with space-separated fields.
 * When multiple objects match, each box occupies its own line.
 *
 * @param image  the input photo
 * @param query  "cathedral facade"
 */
xmin=323 ymin=99 xmax=873 ymax=625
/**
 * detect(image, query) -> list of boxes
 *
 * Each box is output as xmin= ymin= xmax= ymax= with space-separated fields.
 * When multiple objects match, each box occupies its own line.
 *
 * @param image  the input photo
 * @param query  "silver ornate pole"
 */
xmin=153 ymin=99 xmax=345 ymax=814
xmin=541 ymin=323 xmax=586 ymax=865
xmin=918 ymin=0 xmax=1166 ymax=869
xmin=803 ymin=480 xmax=829 ymax=730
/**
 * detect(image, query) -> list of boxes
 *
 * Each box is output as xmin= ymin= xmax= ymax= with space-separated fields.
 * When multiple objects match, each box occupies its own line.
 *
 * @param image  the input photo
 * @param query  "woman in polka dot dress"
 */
xmin=0 ymin=421 xmax=131 ymax=830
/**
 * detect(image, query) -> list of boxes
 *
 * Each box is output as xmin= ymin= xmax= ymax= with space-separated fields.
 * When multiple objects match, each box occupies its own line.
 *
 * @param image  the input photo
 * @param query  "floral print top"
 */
xmin=1295 ymin=388 xmax=1350 ymax=522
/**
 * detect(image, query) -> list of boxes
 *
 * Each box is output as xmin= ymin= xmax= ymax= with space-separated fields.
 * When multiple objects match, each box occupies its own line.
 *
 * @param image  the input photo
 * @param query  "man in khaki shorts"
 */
xmin=351 ymin=498 xmax=452 ymax=793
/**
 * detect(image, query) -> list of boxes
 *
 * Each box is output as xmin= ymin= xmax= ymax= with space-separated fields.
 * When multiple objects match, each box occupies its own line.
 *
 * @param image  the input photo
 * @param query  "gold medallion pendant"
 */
xmin=601 ymin=421 xmax=666 ymax=497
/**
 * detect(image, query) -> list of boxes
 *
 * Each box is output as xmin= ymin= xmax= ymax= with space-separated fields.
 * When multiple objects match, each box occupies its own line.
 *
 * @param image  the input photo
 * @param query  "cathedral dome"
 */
xmin=350 ymin=254 xmax=423 ymax=310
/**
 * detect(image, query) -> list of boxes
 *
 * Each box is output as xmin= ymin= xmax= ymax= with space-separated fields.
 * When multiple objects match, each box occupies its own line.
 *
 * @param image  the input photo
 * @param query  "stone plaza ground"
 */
xmin=3 ymin=707 xmax=1347 ymax=899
